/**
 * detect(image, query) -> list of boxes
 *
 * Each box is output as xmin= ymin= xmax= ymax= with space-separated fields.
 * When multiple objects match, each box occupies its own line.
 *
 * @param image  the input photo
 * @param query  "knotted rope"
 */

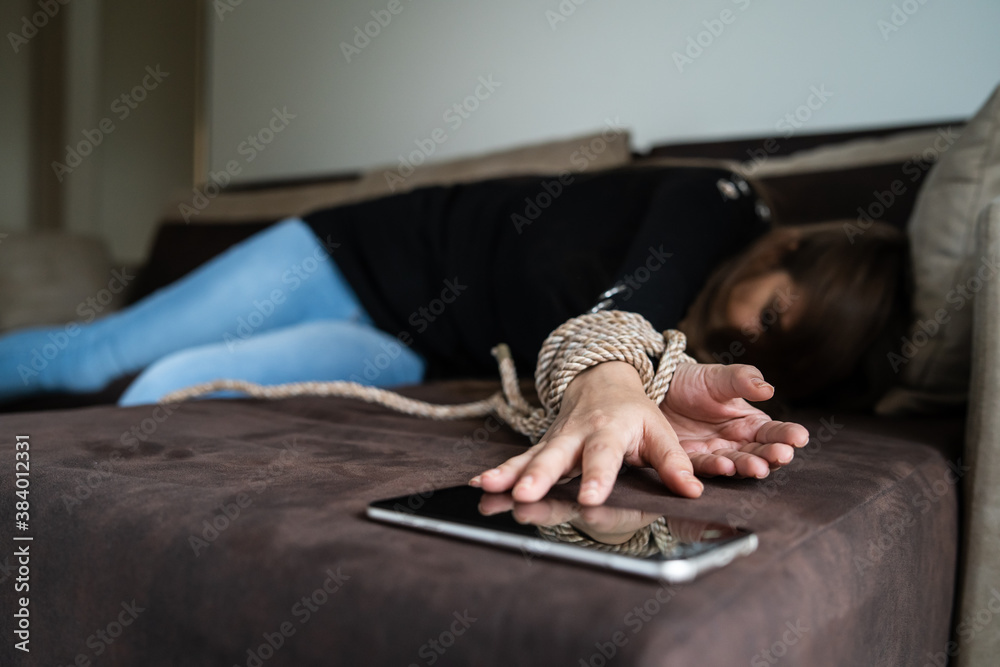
xmin=159 ymin=310 xmax=695 ymax=443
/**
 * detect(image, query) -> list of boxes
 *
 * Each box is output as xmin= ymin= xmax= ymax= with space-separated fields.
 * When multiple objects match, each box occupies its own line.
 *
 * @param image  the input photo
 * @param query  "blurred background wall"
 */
xmin=0 ymin=0 xmax=196 ymax=265
xmin=1 ymin=0 xmax=999 ymax=264
xmin=208 ymin=0 xmax=1000 ymax=182
xmin=0 ymin=0 xmax=33 ymax=235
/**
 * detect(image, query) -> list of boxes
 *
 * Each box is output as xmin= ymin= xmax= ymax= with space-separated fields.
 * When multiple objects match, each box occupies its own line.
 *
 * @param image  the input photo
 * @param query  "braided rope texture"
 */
xmin=159 ymin=310 xmax=695 ymax=444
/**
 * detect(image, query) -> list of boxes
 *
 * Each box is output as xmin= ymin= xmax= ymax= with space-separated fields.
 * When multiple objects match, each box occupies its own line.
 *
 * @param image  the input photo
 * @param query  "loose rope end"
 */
xmin=491 ymin=343 xmax=513 ymax=363
xmin=156 ymin=313 xmax=692 ymax=446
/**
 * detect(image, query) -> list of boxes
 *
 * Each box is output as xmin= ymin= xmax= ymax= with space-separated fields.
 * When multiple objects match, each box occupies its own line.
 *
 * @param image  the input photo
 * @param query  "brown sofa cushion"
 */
xmin=0 ymin=381 xmax=962 ymax=666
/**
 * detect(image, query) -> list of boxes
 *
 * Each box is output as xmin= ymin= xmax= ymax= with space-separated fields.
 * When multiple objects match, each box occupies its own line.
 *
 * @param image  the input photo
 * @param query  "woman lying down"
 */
xmin=0 ymin=166 xmax=910 ymax=505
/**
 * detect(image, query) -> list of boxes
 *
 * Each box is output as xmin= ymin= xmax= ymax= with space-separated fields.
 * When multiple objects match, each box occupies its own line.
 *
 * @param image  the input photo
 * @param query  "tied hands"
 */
xmin=469 ymin=361 xmax=810 ymax=506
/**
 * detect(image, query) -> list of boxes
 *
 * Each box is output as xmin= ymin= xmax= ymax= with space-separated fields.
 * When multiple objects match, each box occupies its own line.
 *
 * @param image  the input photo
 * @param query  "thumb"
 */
xmin=640 ymin=418 xmax=704 ymax=499
xmin=710 ymin=364 xmax=775 ymax=403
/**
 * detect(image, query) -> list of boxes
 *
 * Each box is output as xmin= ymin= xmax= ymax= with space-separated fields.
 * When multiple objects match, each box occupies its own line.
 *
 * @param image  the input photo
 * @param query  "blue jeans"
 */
xmin=0 ymin=218 xmax=426 ymax=406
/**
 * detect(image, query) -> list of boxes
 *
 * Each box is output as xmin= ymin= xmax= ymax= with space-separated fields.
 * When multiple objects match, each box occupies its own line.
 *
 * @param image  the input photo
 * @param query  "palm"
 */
xmin=661 ymin=364 xmax=769 ymax=446
xmin=657 ymin=363 xmax=809 ymax=477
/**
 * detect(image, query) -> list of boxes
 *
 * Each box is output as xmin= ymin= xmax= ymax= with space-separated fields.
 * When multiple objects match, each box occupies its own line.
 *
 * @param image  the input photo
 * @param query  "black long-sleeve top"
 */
xmin=303 ymin=165 xmax=770 ymax=379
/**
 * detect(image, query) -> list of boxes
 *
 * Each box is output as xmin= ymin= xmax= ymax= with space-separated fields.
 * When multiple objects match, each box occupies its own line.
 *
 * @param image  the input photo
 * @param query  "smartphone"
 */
xmin=366 ymin=485 xmax=757 ymax=582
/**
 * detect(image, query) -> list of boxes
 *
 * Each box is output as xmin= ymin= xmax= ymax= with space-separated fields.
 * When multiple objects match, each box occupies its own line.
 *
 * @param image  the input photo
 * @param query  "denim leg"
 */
xmin=0 ymin=218 xmax=369 ymax=400
xmin=117 ymin=319 xmax=425 ymax=406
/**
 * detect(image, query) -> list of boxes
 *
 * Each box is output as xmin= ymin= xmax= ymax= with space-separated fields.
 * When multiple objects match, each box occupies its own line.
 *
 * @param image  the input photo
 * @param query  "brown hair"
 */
xmin=679 ymin=220 xmax=912 ymax=405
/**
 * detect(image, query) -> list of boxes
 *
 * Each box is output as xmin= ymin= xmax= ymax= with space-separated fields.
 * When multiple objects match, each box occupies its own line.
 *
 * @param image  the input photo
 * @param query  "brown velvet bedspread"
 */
xmin=0 ymin=380 xmax=963 ymax=666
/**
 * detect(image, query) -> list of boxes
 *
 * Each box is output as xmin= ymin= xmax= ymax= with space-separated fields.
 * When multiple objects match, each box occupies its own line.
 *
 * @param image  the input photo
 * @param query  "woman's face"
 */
xmin=678 ymin=230 xmax=810 ymax=363
xmin=724 ymin=270 xmax=804 ymax=339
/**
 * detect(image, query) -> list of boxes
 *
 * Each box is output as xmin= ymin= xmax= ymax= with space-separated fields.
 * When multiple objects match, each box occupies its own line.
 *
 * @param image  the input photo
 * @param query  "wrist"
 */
xmin=563 ymin=361 xmax=646 ymax=405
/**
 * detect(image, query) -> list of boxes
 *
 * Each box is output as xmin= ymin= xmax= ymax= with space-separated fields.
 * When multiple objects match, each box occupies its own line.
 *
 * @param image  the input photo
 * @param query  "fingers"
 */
xmin=707 ymin=367 xmax=813 ymax=450
xmin=470 ymin=429 xmax=623 ymax=505
xmin=689 ymin=442 xmax=797 ymax=479
xmin=685 ymin=448 xmax=771 ymax=478
xmin=687 ymin=452 xmax=736 ymax=477
xmin=474 ymin=425 xmax=633 ymax=506
xmin=641 ymin=422 xmax=704 ymax=499
xmin=509 ymin=435 xmax=582 ymax=503
xmin=578 ymin=437 xmax=625 ymax=506
xmin=748 ymin=442 xmax=795 ymax=466
xmin=472 ymin=424 xmax=704 ymax=505
xmin=472 ymin=444 xmax=542 ymax=493
xmin=715 ymin=449 xmax=771 ymax=478
xmin=754 ymin=420 xmax=810 ymax=448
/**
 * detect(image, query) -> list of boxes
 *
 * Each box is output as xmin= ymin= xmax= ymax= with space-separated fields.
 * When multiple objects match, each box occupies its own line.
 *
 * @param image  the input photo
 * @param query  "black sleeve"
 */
xmin=591 ymin=169 xmax=771 ymax=332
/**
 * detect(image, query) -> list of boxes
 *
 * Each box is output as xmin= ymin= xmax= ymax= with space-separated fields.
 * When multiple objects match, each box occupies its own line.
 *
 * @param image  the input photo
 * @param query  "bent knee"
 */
xmin=118 ymin=348 xmax=214 ymax=406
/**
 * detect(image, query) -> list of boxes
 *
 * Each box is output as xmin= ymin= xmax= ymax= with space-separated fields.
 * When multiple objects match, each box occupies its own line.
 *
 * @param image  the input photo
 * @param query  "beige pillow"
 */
xmin=877 ymin=84 xmax=1000 ymax=414
xmin=959 ymin=192 xmax=1000 ymax=666
xmin=166 ymin=127 xmax=632 ymax=224
xmin=740 ymin=127 xmax=959 ymax=177
xmin=371 ymin=124 xmax=631 ymax=191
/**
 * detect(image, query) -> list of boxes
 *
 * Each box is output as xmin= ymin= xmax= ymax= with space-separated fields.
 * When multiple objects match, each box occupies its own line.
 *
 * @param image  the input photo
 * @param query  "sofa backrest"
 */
xmin=131 ymin=121 xmax=962 ymax=304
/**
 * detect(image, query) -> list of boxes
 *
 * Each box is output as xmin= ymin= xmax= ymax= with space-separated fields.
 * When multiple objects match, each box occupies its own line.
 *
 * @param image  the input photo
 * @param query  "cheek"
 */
xmin=724 ymin=302 xmax=742 ymax=330
xmin=725 ymin=286 xmax=757 ymax=331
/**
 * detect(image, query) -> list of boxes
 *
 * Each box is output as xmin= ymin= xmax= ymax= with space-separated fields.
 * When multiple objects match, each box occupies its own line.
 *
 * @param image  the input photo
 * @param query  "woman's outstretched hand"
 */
xmin=470 ymin=360 xmax=810 ymax=506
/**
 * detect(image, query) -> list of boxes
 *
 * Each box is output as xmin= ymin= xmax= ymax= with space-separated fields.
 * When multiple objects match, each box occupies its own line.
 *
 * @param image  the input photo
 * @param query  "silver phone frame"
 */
xmin=366 ymin=504 xmax=758 ymax=582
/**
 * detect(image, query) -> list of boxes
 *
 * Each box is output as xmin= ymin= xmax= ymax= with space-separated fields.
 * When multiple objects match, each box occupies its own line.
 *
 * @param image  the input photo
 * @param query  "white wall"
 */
xmin=208 ymin=0 xmax=1000 ymax=184
xmin=0 ymin=0 xmax=34 ymax=232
